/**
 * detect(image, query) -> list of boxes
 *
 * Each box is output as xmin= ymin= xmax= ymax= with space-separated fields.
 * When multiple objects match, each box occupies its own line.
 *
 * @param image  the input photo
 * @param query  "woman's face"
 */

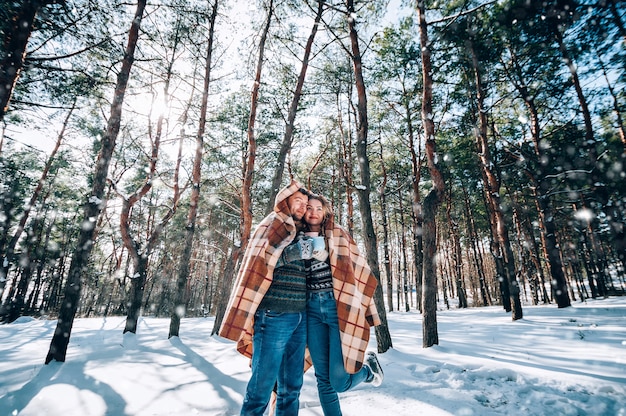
xmin=305 ymin=198 xmax=325 ymax=227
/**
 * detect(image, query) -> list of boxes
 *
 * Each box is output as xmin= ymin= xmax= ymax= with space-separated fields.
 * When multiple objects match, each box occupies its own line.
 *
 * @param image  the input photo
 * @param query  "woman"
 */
xmin=303 ymin=194 xmax=384 ymax=416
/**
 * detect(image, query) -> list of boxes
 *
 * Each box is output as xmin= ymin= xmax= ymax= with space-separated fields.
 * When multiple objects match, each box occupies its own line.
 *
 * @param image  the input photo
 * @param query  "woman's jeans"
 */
xmin=241 ymin=309 xmax=307 ymax=416
xmin=307 ymin=291 xmax=370 ymax=416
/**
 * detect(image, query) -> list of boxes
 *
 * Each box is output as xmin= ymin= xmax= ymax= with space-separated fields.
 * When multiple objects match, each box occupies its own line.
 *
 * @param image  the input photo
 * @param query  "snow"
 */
xmin=1 ymin=297 xmax=625 ymax=416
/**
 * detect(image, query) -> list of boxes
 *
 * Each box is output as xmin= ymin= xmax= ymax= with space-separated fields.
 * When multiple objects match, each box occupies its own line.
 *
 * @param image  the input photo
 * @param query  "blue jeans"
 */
xmin=241 ymin=309 xmax=307 ymax=416
xmin=307 ymin=291 xmax=371 ymax=416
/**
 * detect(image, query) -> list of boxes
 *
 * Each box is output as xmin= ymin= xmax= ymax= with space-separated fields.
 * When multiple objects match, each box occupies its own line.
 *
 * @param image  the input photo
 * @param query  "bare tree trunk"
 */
xmin=403 ymin=86 xmax=424 ymax=312
xmin=266 ymin=0 xmax=324 ymax=213
xmin=45 ymin=0 xmax=146 ymax=363
xmin=212 ymin=0 xmax=274 ymax=334
xmin=346 ymin=0 xmax=392 ymax=353
xmin=447 ymin=184 xmax=466 ymax=308
xmin=467 ymin=37 xmax=522 ymax=320
xmin=169 ymin=0 xmax=218 ymax=338
xmin=417 ymin=1 xmax=445 ymax=347
xmin=397 ymin=187 xmax=410 ymax=312
xmin=377 ymin=140 xmax=394 ymax=312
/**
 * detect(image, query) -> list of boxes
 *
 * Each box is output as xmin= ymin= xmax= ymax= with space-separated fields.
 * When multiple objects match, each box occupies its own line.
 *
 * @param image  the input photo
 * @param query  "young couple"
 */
xmin=219 ymin=180 xmax=384 ymax=416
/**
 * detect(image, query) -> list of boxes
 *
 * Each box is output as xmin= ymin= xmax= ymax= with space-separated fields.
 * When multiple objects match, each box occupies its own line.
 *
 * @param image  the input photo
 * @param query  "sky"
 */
xmin=1 ymin=296 xmax=625 ymax=416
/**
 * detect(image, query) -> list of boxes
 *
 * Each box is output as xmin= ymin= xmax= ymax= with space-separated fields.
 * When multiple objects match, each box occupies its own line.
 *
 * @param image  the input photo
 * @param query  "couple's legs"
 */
xmin=241 ymin=310 xmax=306 ymax=416
xmin=307 ymin=292 xmax=371 ymax=416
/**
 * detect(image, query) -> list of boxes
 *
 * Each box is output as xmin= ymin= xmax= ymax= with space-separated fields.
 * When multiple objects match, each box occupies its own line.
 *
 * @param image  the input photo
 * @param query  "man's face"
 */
xmin=287 ymin=191 xmax=308 ymax=220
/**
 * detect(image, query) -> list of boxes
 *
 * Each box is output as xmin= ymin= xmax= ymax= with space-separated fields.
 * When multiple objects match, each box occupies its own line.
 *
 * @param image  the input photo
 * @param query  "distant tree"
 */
xmin=45 ymin=0 xmax=147 ymax=363
xmin=346 ymin=0 xmax=392 ymax=353
xmin=169 ymin=0 xmax=219 ymax=339
xmin=212 ymin=0 xmax=274 ymax=335
xmin=0 ymin=100 xmax=74 ymax=322
xmin=266 ymin=0 xmax=325 ymax=212
xmin=416 ymin=0 xmax=446 ymax=348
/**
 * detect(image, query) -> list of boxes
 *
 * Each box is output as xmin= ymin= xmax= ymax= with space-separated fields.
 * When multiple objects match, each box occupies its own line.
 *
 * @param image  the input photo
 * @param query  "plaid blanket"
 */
xmin=219 ymin=180 xmax=302 ymax=358
xmin=324 ymin=215 xmax=381 ymax=373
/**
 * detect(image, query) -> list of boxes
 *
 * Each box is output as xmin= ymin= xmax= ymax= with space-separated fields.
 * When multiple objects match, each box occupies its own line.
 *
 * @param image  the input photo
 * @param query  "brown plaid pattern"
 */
xmin=325 ymin=218 xmax=381 ymax=374
xmin=219 ymin=181 xmax=302 ymax=358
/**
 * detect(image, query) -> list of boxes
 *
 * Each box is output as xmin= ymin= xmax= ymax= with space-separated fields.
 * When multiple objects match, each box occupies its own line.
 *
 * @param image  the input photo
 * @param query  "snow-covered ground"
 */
xmin=1 ymin=297 xmax=625 ymax=415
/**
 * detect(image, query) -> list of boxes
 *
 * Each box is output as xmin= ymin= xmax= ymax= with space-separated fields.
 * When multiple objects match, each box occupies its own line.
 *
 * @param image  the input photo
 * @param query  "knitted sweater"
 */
xmin=258 ymin=238 xmax=307 ymax=312
xmin=306 ymin=258 xmax=333 ymax=293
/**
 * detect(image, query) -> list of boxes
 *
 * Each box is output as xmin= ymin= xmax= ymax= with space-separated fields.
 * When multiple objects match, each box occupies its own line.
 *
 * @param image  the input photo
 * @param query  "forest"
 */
xmin=0 ymin=0 xmax=624 ymax=361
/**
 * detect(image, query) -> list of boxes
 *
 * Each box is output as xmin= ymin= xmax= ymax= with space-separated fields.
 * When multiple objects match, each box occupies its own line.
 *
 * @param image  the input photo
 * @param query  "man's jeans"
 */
xmin=307 ymin=291 xmax=371 ymax=416
xmin=241 ymin=309 xmax=306 ymax=416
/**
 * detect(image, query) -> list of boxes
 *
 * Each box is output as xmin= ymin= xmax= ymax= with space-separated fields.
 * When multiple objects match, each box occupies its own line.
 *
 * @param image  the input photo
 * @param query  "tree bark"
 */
xmin=377 ymin=140 xmax=394 ymax=312
xmin=45 ymin=0 xmax=146 ymax=363
xmin=212 ymin=0 xmax=274 ymax=335
xmin=169 ymin=0 xmax=218 ymax=339
xmin=266 ymin=0 xmax=324 ymax=213
xmin=397 ymin=187 xmax=410 ymax=311
xmin=346 ymin=0 xmax=392 ymax=353
xmin=467 ymin=36 xmax=522 ymax=320
xmin=417 ymin=1 xmax=445 ymax=347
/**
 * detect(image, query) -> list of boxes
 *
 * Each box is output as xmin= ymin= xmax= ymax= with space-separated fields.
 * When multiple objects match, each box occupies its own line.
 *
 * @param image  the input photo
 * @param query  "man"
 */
xmin=220 ymin=180 xmax=316 ymax=415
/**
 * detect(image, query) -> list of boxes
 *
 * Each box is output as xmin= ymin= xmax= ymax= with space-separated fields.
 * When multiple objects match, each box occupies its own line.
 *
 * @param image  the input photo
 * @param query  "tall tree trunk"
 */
xmin=467 ymin=37 xmax=522 ymax=320
xmin=169 ymin=0 xmax=218 ymax=338
xmin=377 ymin=140 xmax=394 ymax=312
xmin=397 ymin=188 xmax=410 ymax=311
xmin=45 ymin=0 xmax=146 ymax=363
xmin=266 ymin=0 xmax=324 ymax=213
xmin=121 ymin=22 xmax=185 ymax=333
xmin=212 ymin=0 xmax=273 ymax=334
xmin=346 ymin=0 xmax=392 ymax=353
xmin=417 ymin=0 xmax=445 ymax=348
xmin=404 ymin=86 xmax=424 ymax=312
xmin=447 ymin=184 xmax=466 ymax=308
